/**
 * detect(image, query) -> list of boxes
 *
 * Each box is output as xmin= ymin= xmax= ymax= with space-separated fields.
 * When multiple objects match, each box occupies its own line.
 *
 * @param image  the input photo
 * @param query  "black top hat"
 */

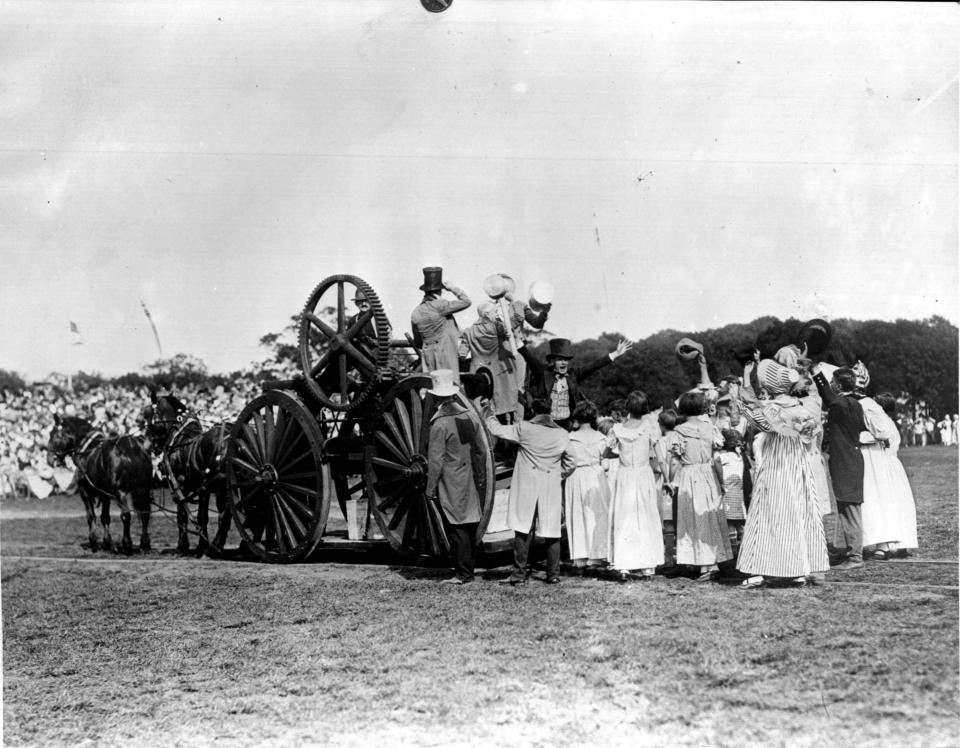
xmin=546 ymin=338 xmax=574 ymax=360
xmin=797 ymin=318 xmax=832 ymax=356
xmin=420 ymin=267 xmax=444 ymax=292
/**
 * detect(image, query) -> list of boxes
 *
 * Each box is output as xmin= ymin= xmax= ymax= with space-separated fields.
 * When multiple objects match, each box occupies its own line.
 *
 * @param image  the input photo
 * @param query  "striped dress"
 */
xmin=736 ymin=395 xmax=829 ymax=578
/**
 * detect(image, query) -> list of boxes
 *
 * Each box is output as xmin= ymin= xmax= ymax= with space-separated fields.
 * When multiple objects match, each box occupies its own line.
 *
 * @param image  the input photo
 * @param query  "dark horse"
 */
xmin=47 ymin=415 xmax=153 ymax=553
xmin=142 ymin=391 xmax=231 ymax=556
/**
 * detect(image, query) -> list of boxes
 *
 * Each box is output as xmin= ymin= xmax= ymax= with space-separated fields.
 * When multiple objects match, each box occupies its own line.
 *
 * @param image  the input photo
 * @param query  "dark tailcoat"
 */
xmin=814 ymin=371 xmax=866 ymax=504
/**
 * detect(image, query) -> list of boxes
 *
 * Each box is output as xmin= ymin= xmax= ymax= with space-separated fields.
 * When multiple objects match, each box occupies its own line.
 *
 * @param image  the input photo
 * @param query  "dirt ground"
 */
xmin=2 ymin=447 xmax=958 ymax=747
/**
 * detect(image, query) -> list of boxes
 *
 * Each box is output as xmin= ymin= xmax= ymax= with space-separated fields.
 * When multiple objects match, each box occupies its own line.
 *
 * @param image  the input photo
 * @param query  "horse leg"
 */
xmin=100 ymin=497 xmax=113 ymax=551
xmin=194 ymin=489 xmax=210 ymax=558
xmin=211 ymin=485 xmax=231 ymax=555
xmin=81 ymin=489 xmax=99 ymax=550
xmin=138 ymin=507 xmax=152 ymax=552
xmin=134 ymin=487 xmax=152 ymax=552
xmin=114 ymin=490 xmax=133 ymax=554
xmin=176 ymin=500 xmax=191 ymax=554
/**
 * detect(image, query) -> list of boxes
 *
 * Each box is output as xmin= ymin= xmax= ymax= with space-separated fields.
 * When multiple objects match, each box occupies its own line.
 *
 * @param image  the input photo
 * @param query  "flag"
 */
xmin=69 ymin=321 xmax=79 ymax=334
xmin=69 ymin=320 xmax=82 ymax=345
xmin=140 ymin=299 xmax=163 ymax=357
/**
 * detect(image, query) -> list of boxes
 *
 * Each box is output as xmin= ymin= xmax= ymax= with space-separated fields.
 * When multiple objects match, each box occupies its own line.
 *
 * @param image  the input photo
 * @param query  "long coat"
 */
xmin=813 ymin=371 xmax=865 ymax=504
xmin=425 ymin=402 xmax=484 ymax=525
xmin=519 ymin=348 xmax=612 ymax=413
xmin=411 ymin=286 xmax=471 ymax=382
xmin=461 ymin=316 xmax=517 ymax=416
xmin=484 ymin=413 xmax=570 ymax=538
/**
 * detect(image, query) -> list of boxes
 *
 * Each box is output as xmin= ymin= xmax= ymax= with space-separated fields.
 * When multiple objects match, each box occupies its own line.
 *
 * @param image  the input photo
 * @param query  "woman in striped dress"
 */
xmin=734 ymin=361 xmax=829 ymax=588
xmin=668 ymin=392 xmax=731 ymax=582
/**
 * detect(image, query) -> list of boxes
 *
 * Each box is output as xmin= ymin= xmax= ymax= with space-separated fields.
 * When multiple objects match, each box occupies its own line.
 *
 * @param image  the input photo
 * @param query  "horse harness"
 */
xmin=69 ymin=429 xmax=119 ymax=501
xmin=157 ymin=416 xmax=227 ymax=505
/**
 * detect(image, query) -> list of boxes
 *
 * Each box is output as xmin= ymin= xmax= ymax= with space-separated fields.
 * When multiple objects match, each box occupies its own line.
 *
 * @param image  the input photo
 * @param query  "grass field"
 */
xmin=2 ymin=447 xmax=958 ymax=747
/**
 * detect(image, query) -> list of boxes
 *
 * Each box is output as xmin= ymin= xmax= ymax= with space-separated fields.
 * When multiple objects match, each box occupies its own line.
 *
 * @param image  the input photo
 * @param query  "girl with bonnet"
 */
xmin=560 ymin=399 xmax=611 ymax=572
xmin=604 ymin=390 xmax=664 ymax=580
xmin=733 ymin=359 xmax=829 ymax=588
xmin=667 ymin=391 xmax=731 ymax=582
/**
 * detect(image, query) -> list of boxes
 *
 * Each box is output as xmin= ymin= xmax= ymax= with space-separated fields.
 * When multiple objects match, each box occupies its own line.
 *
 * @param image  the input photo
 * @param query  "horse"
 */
xmin=142 ymin=390 xmax=231 ymax=557
xmin=47 ymin=415 xmax=153 ymax=553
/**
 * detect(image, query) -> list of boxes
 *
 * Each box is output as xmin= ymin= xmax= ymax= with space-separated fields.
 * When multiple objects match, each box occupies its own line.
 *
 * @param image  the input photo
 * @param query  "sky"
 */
xmin=1 ymin=1 xmax=957 ymax=381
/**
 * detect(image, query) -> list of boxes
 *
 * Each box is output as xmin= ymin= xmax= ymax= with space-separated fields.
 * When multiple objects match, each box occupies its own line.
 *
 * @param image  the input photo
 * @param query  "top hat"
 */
xmin=757 ymin=359 xmax=800 ymax=395
xmin=528 ymin=280 xmax=554 ymax=312
xmin=482 ymin=274 xmax=508 ymax=299
xmin=420 ymin=267 xmax=444 ymax=292
xmin=546 ymin=338 xmax=574 ymax=360
xmin=427 ymin=369 xmax=459 ymax=397
xmin=675 ymin=337 xmax=703 ymax=361
xmin=797 ymin=318 xmax=832 ymax=356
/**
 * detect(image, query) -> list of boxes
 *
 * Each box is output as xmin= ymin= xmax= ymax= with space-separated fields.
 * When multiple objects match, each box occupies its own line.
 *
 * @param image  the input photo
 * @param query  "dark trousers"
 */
xmin=836 ymin=501 xmax=863 ymax=562
xmin=447 ymin=522 xmax=478 ymax=582
xmin=512 ymin=510 xmax=561 ymax=580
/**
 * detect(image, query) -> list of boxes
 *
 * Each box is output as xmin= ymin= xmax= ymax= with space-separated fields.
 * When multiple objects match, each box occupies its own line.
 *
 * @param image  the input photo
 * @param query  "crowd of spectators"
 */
xmin=0 ymin=380 xmax=260 ymax=500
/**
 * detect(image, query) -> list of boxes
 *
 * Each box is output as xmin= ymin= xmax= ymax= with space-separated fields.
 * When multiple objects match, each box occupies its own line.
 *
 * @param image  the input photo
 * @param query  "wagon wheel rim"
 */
xmin=298 ymin=275 xmax=391 ymax=412
xmin=364 ymin=375 xmax=495 ymax=558
xmin=225 ymin=389 xmax=329 ymax=562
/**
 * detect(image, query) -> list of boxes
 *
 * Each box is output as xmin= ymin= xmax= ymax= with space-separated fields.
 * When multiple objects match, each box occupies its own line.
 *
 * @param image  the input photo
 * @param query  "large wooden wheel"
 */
xmin=224 ymin=389 xmax=330 ymax=562
xmin=364 ymin=375 xmax=496 ymax=559
xmin=298 ymin=275 xmax=391 ymax=412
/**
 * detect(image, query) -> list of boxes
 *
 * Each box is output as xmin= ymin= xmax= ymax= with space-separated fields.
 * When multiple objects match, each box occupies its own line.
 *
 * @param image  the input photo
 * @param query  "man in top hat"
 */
xmin=520 ymin=337 xmax=633 ymax=430
xmin=482 ymin=395 xmax=570 ymax=585
xmin=812 ymin=365 xmax=866 ymax=570
xmin=411 ymin=267 xmax=471 ymax=385
xmin=425 ymin=369 xmax=486 ymax=585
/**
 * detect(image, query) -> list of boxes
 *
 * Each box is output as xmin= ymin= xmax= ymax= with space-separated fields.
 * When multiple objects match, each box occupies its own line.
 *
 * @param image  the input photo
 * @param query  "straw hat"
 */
xmin=675 ymin=338 xmax=703 ymax=361
xmin=482 ymin=274 xmax=508 ymax=299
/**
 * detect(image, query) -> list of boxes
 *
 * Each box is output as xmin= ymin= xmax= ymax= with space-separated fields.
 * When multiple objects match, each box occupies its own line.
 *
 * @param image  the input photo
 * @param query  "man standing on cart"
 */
xmin=411 ymin=267 xmax=471 ymax=385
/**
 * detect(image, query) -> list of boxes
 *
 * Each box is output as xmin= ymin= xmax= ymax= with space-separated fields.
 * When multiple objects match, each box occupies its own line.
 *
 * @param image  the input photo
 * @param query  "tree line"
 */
xmin=3 ymin=315 xmax=956 ymax=417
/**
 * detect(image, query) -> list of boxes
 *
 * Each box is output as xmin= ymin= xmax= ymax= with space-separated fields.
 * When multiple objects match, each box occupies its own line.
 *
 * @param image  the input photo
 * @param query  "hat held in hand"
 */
xmin=797 ymin=318 xmax=832 ymax=356
xmin=675 ymin=337 xmax=703 ymax=361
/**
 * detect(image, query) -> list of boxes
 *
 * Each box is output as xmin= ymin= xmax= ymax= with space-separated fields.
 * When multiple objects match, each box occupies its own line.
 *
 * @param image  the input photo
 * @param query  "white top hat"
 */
xmin=428 ymin=369 xmax=459 ymax=397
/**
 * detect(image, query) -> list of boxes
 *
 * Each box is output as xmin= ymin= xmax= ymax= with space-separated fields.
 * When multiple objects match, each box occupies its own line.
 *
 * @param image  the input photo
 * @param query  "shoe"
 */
xmin=616 ymin=570 xmax=631 ymax=583
xmin=790 ymin=576 xmax=808 ymax=587
xmin=695 ymin=570 xmax=719 ymax=583
xmin=807 ymin=573 xmax=826 ymax=585
xmin=499 ymin=575 xmax=527 ymax=586
xmin=832 ymin=559 xmax=864 ymax=571
xmin=441 ymin=576 xmax=472 ymax=585
xmin=545 ymin=576 xmax=561 ymax=585
xmin=870 ymin=549 xmax=888 ymax=560
xmin=741 ymin=576 xmax=766 ymax=589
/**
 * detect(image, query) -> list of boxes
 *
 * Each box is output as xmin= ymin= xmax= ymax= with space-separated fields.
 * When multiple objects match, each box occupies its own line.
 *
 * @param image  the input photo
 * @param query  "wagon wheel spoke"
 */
xmin=309 ymin=350 xmax=333 ymax=379
xmin=343 ymin=309 xmax=374 ymax=341
xmin=394 ymin=398 xmax=416 ymax=457
xmin=276 ymin=481 xmax=321 ymax=499
xmin=340 ymin=341 xmax=378 ymax=378
xmin=303 ymin=311 xmax=337 ymax=340
xmin=382 ymin=412 xmax=412 ymax=461
xmin=338 ymin=353 xmax=349 ymax=401
xmin=337 ymin=281 xmax=346 ymax=334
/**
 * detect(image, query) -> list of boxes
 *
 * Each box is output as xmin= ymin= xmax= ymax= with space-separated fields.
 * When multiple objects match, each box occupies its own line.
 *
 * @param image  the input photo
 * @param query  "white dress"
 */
xmin=561 ymin=429 xmax=611 ymax=564
xmin=606 ymin=422 xmax=664 ymax=571
xmin=860 ymin=397 xmax=912 ymax=548
xmin=877 ymin=428 xmax=919 ymax=550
